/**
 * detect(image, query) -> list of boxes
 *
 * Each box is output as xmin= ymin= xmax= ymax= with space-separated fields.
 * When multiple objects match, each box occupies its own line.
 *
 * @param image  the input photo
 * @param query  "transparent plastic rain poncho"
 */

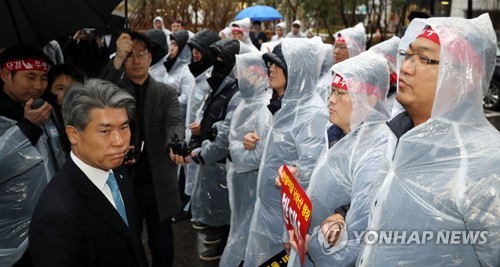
xmin=183 ymin=66 xmax=212 ymax=196
xmin=335 ymin=23 xmax=366 ymax=59
xmin=190 ymin=42 xmax=254 ymax=226
xmin=244 ymin=37 xmax=329 ymax=266
xmin=220 ymin=52 xmax=273 ymax=267
xmin=0 ymin=117 xmax=62 ymax=265
xmin=368 ymin=36 xmax=400 ymax=112
xmin=287 ymin=51 xmax=391 ymax=267
xmin=163 ymin=33 xmax=196 ymax=121
xmin=231 ymin=18 xmax=259 ymax=51
xmin=359 ymin=14 xmax=500 ymax=267
xmin=316 ymin=43 xmax=335 ymax=104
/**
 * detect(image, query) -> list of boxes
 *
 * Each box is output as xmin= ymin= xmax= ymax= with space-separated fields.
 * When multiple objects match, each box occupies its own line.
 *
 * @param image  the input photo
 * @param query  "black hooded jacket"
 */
xmin=187 ymin=30 xmax=220 ymax=77
xmin=195 ymin=39 xmax=240 ymax=153
xmin=164 ymin=30 xmax=190 ymax=72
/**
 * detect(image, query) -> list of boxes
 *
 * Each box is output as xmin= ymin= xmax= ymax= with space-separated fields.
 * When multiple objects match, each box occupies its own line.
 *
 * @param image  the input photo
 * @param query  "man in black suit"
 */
xmin=101 ymin=31 xmax=184 ymax=267
xmin=29 ymin=79 xmax=147 ymax=267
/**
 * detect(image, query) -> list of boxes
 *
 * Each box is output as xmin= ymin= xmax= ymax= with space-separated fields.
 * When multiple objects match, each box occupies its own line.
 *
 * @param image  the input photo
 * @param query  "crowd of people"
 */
xmin=0 ymin=12 xmax=499 ymax=267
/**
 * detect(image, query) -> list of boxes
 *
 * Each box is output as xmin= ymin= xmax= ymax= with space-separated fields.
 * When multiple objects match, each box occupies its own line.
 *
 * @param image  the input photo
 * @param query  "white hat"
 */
xmin=292 ymin=20 xmax=302 ymax=27
xmin=276 ymin=22 xmax=286 ymax=29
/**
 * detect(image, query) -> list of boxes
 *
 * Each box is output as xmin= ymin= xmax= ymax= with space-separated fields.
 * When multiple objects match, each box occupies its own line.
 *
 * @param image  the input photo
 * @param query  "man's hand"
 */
xmin=320 ymin=213 xmax=345 ymax=246
xmin=275 ymin=165 xmax=298 ymax=187
xmin=189 ymin=122 xmax=201 ymax=136
xmin=170 ymin=147 xmax=191 ymax=166
xmin=113 ymin=33 xmax=133 ymax=69
xmin=123 ymin=145 xmax=137 ymax=165
xmin=243 ymin=132 xmax=260 ymax=150
xmin=288 ymin=229 xmax=310 ymax=253
xmin=24 ymin=98 xmax=52 ymax=126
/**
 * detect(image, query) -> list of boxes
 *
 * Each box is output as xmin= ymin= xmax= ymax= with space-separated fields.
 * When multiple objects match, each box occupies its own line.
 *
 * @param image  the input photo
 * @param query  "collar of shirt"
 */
xmin=71 ymin=151 xmax=112 ymax=190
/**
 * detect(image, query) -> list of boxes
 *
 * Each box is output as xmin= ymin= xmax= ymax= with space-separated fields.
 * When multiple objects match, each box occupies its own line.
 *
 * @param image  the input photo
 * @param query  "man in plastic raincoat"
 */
xmin=287 ymin=50 xmax=391 ymax=267
xmin=220 ymin=52 xmax=272 ymax=266
xmin=359 ymin=14 xmax=500 ymax=266
xmin=243 ymin=37 xmax=329 ymax=266
xmin=0 ymin=45 xmax=65 ymax=266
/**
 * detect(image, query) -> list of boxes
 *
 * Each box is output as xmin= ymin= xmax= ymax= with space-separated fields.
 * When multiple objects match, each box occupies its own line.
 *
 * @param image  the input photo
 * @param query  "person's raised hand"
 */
xmin=24 ymin=98 xmax=52 ymax=126
xmin=113 ymin=33 xmax=133 ymax=69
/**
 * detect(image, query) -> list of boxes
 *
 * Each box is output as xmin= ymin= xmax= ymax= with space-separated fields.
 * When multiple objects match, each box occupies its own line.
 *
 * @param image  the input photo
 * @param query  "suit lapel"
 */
xmin=68 ymin=159 xmax=132 ymax=241
xmin=143 ymin=78 xmax=153 ymax=132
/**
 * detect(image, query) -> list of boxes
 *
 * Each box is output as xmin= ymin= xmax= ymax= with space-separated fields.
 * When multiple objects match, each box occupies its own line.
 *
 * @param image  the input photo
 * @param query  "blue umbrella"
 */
xmin=235 ymin=5 xmax=283 ymax=21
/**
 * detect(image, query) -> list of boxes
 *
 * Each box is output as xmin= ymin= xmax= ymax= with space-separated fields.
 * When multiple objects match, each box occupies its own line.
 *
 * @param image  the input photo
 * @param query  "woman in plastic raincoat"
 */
xmin=163 ymin=30 xmax=196 ymax=120
xmin=359 ymin=14 xmax=500 ymax=266
xmin=244 ymin=37 xmax=329 ymax=266
xmin=287 ymin=50 xmax=390 ymax=267
xmin=220 ymin=52 xmax=272 ymax=266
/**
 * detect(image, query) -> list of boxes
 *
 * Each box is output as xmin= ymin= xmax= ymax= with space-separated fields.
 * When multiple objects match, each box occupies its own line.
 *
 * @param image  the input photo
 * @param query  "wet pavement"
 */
xmin=142 ymin=219 xmax=220 ymax=267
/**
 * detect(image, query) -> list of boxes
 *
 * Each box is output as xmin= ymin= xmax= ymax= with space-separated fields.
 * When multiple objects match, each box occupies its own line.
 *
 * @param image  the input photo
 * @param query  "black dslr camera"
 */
xmin=169 ymin=134 xmax=194 ymax=158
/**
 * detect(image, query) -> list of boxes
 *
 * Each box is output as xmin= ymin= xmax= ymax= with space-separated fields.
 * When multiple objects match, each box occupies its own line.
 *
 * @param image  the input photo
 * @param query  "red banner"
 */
xmin=280 ymin=164 xmax=312 ymax=265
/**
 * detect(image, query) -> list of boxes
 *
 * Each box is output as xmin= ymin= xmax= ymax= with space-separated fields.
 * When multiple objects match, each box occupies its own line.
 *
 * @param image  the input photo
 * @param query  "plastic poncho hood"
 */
xmin=394 ymin=14 xmax=496 ymax=122
xmin=282 ymin=36 xmax=326 ymax=100
xmin=334 ymin=23 xmax=366 ymax=58
xmin=360 ymin=14 xmax=500 ymax=267
xmin=332 ymin=50 xmax=390 ymax=127
xmin=369 ymin=36 xmax=400 ymax=73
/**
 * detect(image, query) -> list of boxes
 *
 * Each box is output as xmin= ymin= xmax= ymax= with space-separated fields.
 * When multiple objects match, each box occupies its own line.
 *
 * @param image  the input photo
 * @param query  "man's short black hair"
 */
xmin=129 ymin=31 xmax=152 ymax=52
xmin=0 ymin=44 xmax=51 ymax=88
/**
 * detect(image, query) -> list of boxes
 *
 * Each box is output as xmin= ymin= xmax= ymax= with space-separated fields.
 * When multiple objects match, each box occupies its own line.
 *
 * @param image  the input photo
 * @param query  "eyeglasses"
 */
xmin=266 ymin=61 xmax=278 ymax=68
xmin=329 ymin=86 xmax=349 ymax=101
xmin=397 ymin=50 xmax=439 ymax=70
xmin=126 ymin=50 xmax=149 ymax=60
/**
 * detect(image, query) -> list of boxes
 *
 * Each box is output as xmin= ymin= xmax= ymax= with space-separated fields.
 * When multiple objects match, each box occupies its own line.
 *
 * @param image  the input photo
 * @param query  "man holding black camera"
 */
xmin=0 ymin=44 xmax=66 ymax=266
xmin=101 ymin=31 xmax=184 ymax=267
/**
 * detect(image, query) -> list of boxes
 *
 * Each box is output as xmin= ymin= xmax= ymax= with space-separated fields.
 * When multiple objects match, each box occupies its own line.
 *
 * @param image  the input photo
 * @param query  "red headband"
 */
xmin=417 ymin=26 xmax=440 ymax=45
xmin=336 ymin=34 xmax=346 ymax=44
xmin=3 ymin=59 xmax=49 ymax=72
xmin=331 ymin=73 xmax=348 ymax=90
xmin=231 ymin=26 xmax=243 ymax=33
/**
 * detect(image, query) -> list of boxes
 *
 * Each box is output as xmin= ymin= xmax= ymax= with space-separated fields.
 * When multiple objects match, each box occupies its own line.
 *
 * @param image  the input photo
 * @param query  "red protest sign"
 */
xmin=280 ymin=164 xmax=312 ymax=265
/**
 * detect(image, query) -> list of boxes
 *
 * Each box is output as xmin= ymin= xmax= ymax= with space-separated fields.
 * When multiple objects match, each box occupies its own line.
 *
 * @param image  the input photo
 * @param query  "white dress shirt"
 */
xmin=71 ymin=152 xmax=119 ymax=209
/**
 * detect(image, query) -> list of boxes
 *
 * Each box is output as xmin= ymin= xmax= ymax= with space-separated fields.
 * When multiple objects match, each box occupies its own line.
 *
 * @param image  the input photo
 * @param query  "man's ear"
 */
xmin=66 ymin=125 xmax=79 ymax=146
xmin=0 ymin=68 xmax=12 ymax=83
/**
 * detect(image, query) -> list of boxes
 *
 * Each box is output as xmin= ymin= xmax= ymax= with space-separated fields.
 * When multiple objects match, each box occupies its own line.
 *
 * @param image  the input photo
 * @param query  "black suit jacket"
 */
xmin=29 ymin=157 xmax=147 ymax=267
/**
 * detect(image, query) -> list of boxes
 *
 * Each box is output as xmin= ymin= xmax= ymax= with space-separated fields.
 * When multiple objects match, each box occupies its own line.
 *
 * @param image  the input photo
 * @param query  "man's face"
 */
xmin=253 ymin=24 xmax=260 ymax=32
xmin=329 ymin=86 xmax=352 ymax=132
xmin=276 ymin=27 xmax=283 ymax=37
xmin=396 ymin=37 xmax=440 ymax=122
xmin=1 ymin=69 xmax=48 ymax=102
xmin=169 ymin=40 xmax=179 ymax=58
xmin=292 ymin=25 xmax=300 ymax=34
xmin=154 ymin=20 xmax=162 ymax=29
xmin=232 ymin=30 xmax=244 ymax=41
xmin=192 ymin=47 xmax=202 ymax=62
xmin=334 ymin=41 xmax=349 ymax=63
xmin=171 ymin=22 xmax=182 ymax=32
xmin=67 ymin=107 xmax=131 ymax=171
xmin=124 ymin=41 xmax=151 ymax=82
xmin=50 ymin=74 xmax=75 ymax=106
xmin=268 ymin=62 xmax=286 ymax=93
